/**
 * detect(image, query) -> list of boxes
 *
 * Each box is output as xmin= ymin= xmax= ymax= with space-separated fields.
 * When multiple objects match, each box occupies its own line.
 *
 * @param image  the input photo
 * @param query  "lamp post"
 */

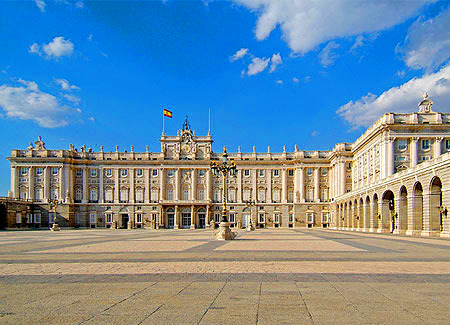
xmin=210 ymin=147 xmax=237 ymax=240
xmin=48 ymin=198 xmax=62 ymax=231
xmin=243 ymin=199 xmax=255 ymax=231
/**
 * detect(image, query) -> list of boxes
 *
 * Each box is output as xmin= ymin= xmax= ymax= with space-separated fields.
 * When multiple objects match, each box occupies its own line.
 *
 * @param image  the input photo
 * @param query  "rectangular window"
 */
xmin=90 ymin=189 xmax=98 ymax=201
xmin=167 ymin=189 xmax=174 ymax=200
xmin=322 ymin=213 xmax=329 ymax=223
xmin=26 ymin=213 xmax=32 ymax=223
xmin=214 ymin=213 xmax=220 ymax=223
xmin=446 ymin=140 xmax=450 ymax=150
xmin=106 ymin=213 xmax=112 ymax=223
xmin=306 ymin=188 xmax=313 ymax=202
xmin=273 ymin=189 xmax=280 ymax=202
xmin=259 ymin=213 xmax=265 ymax=223
xmin=259 ymin=170 xmax=265 ymax=177
xmin=243 ymin=169 xmax=250 ymax=177
xmin=105 ymin=169 xmax=112 ymax=177
xmin=90 ymin=169 xmax=98 ymax=177
xmin=306 ymin=168 xmax=313 ymax=176
xmin=289 ymin=213 xmax=294 ymax=223
xmin=422 ymin=139 xmax=430 ymax=150
xmin=214 ymin=190 xmax=221 ymax=202
xmin=321 ymin=168 xmax=328 ymax=176
xmin=183 ymin=189 xmax=189 ymax=200
xmin=229 ymin=213 xmax=235 ymax=223
xmin=89 ymin=212 xmax=97 ymax=224
xmin=75 ymin=189 xmax=82 ymax=201
xmin=51 ymin=167 xmax=58 ymax=175
xmin=288 ymin=191 xmax=294 ymax=203
xmin=288 ymin=169 xmax=294 ymax=177
xmin=136 ymin=213 xmax=143 ymax=223
xmin=151 ymin=188 xmax=159 ymax=201
xmin=50 ymin=188 xmax=58 ymax=200
xmin=421 ymin=156 xmax=430 ymax=161
xmin=228 ymin=189 xmax=236 ymax=202
xmin=167 ymin=170 xmax=174 ymax=177
xmin=321 ymin=188 xmax=328 ymax=202
xmin=36 ymin=167 xmax=43 ymax=176
xmin=274 ymin=213 xmax=280 ymax=223
xmin=34 ymin=213 xmax=41 ymax=223
xmin=19 ymin=189 xmax=27 ymax=200
xmin=16 ymin=212 xmax=22 ymax=224
xmin=76 ymin=169 xmax=82 ymax=177
xmin=136 ymin=189 xmax=144 ymax=202
xmin=398 ymin=139 xmax=407 ymax=150
xmin=307 ymin=213 xmax=314 ymax=223
xmin=136 ymin=169 xmax=143 ymax=177
xmin=258 ymin=189 xmax=265 ymax=202
xmin=199 ymin=170 xmax=205 ymax=177
xmin=35 ymin=188 xmax=43 ymax=200
xmin=74 ymin=213 xmax=80 ymax=225
xmin=347 ymin=163 xmax=352 ymax=170
xmin=198 ymin=189 xmax=205 ymax=200
xmin=120 ymin=189 xmax=128 ymax=201
xmin=243 ymin=189 xmax=250 ymax=201
xmin=20 ymin=167 xmax=28 ymax=176
xmin=121 ymin=169 xmax=128 ymax=177
xmin=152 ymin=169 xmax=158 ymax=177
xmin=273 ymin=170 xmax=280 ymax=177
xmin=396 ymin=156 xmax=406 ymax=161
xmin=105 ymin=189 xmax=113 ymax=202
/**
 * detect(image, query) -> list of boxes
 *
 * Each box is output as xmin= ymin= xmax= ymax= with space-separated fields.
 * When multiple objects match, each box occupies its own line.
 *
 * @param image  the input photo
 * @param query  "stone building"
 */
xmin=6 ymin=94 xmax=450 ymax=237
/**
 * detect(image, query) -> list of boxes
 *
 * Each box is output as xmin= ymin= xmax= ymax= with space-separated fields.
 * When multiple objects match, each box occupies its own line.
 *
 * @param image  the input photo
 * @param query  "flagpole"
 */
xmin=162 ymin=108 xmax=165 ymax=136
xmin=208 ymin=108 xmax=211 ymax=136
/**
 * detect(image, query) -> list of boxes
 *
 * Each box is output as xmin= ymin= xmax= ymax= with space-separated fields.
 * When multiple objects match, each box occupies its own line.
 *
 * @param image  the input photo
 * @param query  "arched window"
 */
xmin=105 ymin=187 xmax=113 ymax=202
xmin=120 ymin=188 xmax=129 ymax=202
xmin=135 ymin=187 xmax=144 ymax=202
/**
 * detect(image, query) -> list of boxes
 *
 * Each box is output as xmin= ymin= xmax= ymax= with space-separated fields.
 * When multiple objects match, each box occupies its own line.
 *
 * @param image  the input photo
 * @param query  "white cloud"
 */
xmin=396 ymin=70 xmax=406 ymax=78
xmin=55 ymin=78 xmax=80 ymax=91
xmin=398 ymin=8 xmax=450 ymax=72
xmin=87 ymin=34 xmax=93 ymax=41
xmin=34 ymin=0 xmax=46 ymax=12
xmin=311 ymin=130 xmax=319 ymax=136
xmin=350 ymin=35 xmax=364 ymax=51
xmin=319 ymin=41 xmax=340 ymax=67
xmin=304 ymin=76 xmax=311 ymax=82
xmin=337 ymin=64 xmax=450 ymax=129
xmin=29 ymin=43 xmax=40 ymax=55
xmin=269 ymin=52 xmax=282 ymax=73
xmin=234 ymin=0 xmax=430 ymax=54
xmin=292 ymin=77 xmax=299 ymax=83
xmin=88 ymin=116 xmax=95 ymax=122
xmin=230 ymin=48 xmax=249 ymax=62
xmin=63 ymin=94 xmax=81 ymax=104
xmin=0 ymin=79 xmax=78 ymax=127
xmin=75 ymin=1 xmax=85 ymax=9
xmin=43 ymin=37 xmax=74 ymax=59
xmin=247 ymin=57 xmax=270 ymax=76
xmin=276 ymin=80 xmax=283 ymax=85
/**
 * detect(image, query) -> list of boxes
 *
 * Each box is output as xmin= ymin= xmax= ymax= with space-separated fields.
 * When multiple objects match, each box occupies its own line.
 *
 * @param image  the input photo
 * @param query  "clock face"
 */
xmin=182 ymin=143 xmax=191 ymax=153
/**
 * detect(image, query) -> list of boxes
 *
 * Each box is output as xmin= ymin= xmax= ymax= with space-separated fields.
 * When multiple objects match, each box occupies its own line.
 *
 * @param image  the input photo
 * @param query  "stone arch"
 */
xmin=358 ymin=197 xmax=364 ymax=230
xmin=397 ymin=186 xmax=408 ymax=234
xmin=348 ymin=200 xmax=352 ymax=229
xmin=381 ymin=190 xmax=395 ymax=233
xmin=343 ymin=202 xmax=347 ymax=229
xmin=411 ymin=181 xmax=424 ymax=233
xmin=371 ymin=193 xmax=379 ymax=231
xmin=364 ymin=195 xmax=371 ymax=231
xmin=429 ymin=177 xmax=443 ymax=234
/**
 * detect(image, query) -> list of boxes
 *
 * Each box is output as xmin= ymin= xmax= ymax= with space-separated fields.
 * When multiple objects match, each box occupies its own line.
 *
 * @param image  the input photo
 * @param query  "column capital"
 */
xmin=412 ymin=137 xmax=420 ymax=142
xmin=436 ymin=136 xmax=443 ymax=142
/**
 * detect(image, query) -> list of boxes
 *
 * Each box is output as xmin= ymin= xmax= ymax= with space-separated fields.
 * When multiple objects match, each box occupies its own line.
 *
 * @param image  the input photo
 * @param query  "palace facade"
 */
xmin=6 ymin=95 xmax=450 ymax=237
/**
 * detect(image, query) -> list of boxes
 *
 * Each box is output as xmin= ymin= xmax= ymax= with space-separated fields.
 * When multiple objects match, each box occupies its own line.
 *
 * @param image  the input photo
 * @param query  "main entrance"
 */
xmin=121 ymin=214 xmax=129 ymax=229
xmin=167 ymin=208 xmax=175 ymax=229
xmin=198 ymin=208 xmax=206 ymax=229
xmin=181 ymin=212 xmax=191 ymax=229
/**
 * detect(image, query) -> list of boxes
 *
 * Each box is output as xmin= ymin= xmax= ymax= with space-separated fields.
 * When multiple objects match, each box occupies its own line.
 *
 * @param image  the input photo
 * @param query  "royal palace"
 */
xmin=3 ymin=95 xmax=450 ymax=237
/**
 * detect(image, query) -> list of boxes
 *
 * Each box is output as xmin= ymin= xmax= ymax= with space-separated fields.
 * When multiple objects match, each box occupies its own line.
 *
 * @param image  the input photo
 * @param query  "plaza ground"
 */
xmin=1 ymin=228 xmax=450 ymax=324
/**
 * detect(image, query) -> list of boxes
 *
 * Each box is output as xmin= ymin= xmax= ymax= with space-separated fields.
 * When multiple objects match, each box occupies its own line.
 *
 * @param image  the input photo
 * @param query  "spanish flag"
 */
xmin=163 ymin=108 xmax=173 ymax=118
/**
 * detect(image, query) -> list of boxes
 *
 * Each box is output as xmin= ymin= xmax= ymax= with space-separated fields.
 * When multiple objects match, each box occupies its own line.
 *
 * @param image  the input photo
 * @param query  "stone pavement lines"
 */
xmin=297 ymin=229 xmax=401 ymax=253
xmin=193 ymin=279 xmax=229 ymax=324
xmin=294 ymin=282 xmax=313 ymax=323
xmin=326 ymin=229 xmax=450 ymax=250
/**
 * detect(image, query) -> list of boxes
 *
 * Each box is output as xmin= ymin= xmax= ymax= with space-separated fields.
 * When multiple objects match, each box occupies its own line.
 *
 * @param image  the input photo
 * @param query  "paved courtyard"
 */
xmin=1 ymin=228 xmax=450 ymax=324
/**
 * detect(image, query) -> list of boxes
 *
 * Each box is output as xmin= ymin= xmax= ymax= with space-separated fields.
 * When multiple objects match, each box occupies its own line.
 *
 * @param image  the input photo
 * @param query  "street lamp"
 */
xmin=48 ymin=198 xmax=62 ymax=231
xmin=210 ymin=147 xmax=237 ymax=240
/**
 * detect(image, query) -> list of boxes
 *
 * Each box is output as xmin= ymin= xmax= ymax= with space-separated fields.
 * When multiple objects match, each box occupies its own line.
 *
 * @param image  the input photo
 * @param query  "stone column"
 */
xmin=340 ymin=162 xmax=346 ymax=196
xmin=378 ymin=200 xmax=390 ymax=233
xmin=387 ymin=137 xmax=395 ymax=177
xmin=206 ymin=205 xmax=210 ymax=226
xmin=191 ymin=169 xmax=197 ymax=201
xmin=175 ymin=169 xmax=181 ymax=200
xmin=10 ymin=166 xmax=17 ymax=198
xmin=328 ymin=168 xmax=333 ymax=200
xmin=411 ymin=137 xmax=418 ymax=168
xmin=206 ymin=168 xmax=212 ymax=201
xmin=314 ymin=167 xmax=320 ymax=202
xmin=28 ymin=167 xmax=34 ymax=200
xmin=299 ymin=167 xmax=305 ymax=203
xmin=130 ymin=168 xmax=135 ymax=203
xmin=114 ymin=168 xmax=119 ymax=203
xmin=281 ymin=169 xmax=287 ymax=203
xmin=252 ymin=169 xmax=257 ymax=201
xmin=267 ymin=169 xmax=272 ymax=203
xmin=406 ymin=194 xmax=419 ymax=236
xmin=435 ymin=137 xmax=443 ymax=158
xmin=43 ymin=166 xmax=49 ymax=200
xmin=190 ymin=205 xmax=195 ymax=229
xmin=174 ymin=205 xmax=179 ymax=229
xmin=160 ymin=168 xmax=165 ymax=201
xmin=59 ymin=166 xmax=64 ymax=201
xmin=82 ymin=167 xmax=88 ymax=203
xmin=421 ymin=191 xmax=433 ymax=236
xmin=237 ymin=169 xmax=242 ymax=202
xmin=363 ymin=201 xmax=369 ymax=232
xmin=93 ymin=168 xmax=101 ymax=203
xmin=144 ymin=169 xmax=150 ymax=203
xmin=369 ymin=201 xmax=377 ymax=232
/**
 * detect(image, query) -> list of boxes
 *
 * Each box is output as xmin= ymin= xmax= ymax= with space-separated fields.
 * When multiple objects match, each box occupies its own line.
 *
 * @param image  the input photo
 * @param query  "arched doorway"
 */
xmin=167 ymin=208 xmax=175 ymax=229
xmin=242 ymin=207 xmax=250 ymax=228
xmin=381 ymin=190 xmax=395 ymax=233
xmin=358 ymin=198 xmax=364 ymax=230
xmin=411 ymin=182 xmax=423 ymax=234
xmin=397 ymin=186 xmax=408 ymax=234
xmin=429 ymin=177 xmax=442 ymax=235
xmin=198 ymin=208 xmax=206 ymax=229
xmin=119 ymin=207 xmax=129 ymax=229
xmin=370 ymin=193 xmax=379 ymax=232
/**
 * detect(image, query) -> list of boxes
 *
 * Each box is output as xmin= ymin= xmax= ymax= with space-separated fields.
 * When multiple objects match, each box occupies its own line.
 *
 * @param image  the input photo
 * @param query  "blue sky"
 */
xmin=1 ymin=0 xmax=450 ymax=195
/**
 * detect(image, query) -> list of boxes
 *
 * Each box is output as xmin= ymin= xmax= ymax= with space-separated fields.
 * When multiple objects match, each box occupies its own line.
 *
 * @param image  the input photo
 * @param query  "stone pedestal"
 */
xmin=50 ymin=223 xmax=60 ymax=231
xmin=214 ymin=222 xmax=236 ymax=240
xmin=246 ymin=223 xmax=255 ymax=232
xmin=127 ymin=221 xmax=133 ymax=229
